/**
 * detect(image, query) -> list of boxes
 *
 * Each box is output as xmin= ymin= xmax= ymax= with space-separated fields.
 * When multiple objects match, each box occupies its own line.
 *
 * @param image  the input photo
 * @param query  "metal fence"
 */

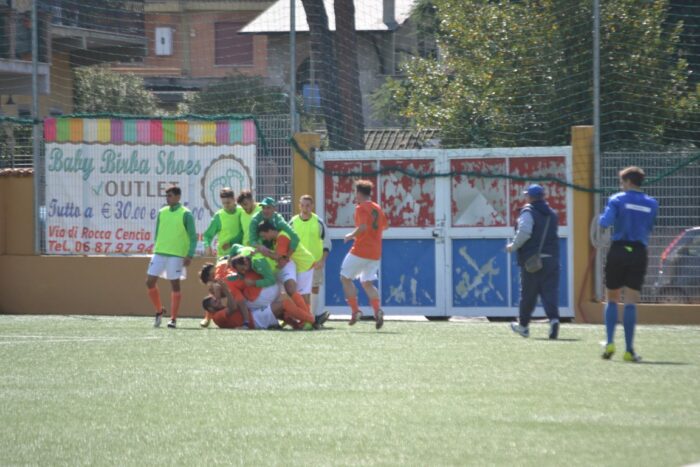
xmin=0 ymin=121 xmax=33 ymax=168
xmin=255 ymin=114 xmax=293 ymax=219
xmin=599 ymin=152 xmax=700 ymax=303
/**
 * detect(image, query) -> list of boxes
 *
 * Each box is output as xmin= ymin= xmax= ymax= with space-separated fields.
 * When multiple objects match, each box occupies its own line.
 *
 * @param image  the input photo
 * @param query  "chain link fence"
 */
xmin=599 ymin=152 xmax=700 ymax=303
xmin=255 ymin=114 xmax=293 ymax=219
xmin=0 ymin=121 xmax=33 ymax=168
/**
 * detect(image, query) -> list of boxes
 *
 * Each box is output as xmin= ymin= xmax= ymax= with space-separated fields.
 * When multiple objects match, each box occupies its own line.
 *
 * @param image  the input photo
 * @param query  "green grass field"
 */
xmin=0 ymin=315 xmax=698 ymax=466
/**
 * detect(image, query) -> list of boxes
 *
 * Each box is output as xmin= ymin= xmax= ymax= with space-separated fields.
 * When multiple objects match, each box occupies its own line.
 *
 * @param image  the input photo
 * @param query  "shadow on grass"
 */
xmin=532 ymin=337 xmax=582 ymax=342
xmin=348 ymin=330 xmax=402 ymax=335
xmin=637 ymin=360 xmax=690 ymax=366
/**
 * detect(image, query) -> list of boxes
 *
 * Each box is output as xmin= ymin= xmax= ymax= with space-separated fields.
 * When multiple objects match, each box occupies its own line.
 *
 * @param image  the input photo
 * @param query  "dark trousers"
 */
xmin=519 ymin=256 xmax=560 ymax=327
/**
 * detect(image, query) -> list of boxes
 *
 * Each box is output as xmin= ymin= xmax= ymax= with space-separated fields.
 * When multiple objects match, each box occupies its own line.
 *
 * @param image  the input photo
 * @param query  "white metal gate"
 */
xmin=316 ymin=147 xmax=573 ymax=318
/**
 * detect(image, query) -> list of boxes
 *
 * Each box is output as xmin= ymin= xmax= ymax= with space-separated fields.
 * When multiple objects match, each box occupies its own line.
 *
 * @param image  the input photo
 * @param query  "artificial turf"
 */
xmin=0 ymin=315 xmax=698 ymax=466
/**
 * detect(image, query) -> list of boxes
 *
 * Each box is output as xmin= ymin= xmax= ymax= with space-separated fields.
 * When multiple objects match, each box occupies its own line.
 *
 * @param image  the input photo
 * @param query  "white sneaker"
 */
xmin=510 ymin=322 xmax=529 ymax=338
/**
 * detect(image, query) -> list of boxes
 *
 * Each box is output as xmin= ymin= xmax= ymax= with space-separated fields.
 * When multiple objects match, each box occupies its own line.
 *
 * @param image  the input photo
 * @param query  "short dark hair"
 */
xmin=355 ymin=180 xmax=373 ymax=197
xmin=199 ymin=263 xmax=215 ymax=284
xmin=257 ymin=219 xmax=277 ymax=233
xmin=237 ymin=189 xmax=254 ymax=204
xmin=219 ymin=188 xmax=234 ymax=199
xmin=165 ymin=185 xmax=181 ymax=196
xmin=619 ymin=166 xmax=645 ymax=187
xmin=229 ymin=254 xmax=250 ymax=269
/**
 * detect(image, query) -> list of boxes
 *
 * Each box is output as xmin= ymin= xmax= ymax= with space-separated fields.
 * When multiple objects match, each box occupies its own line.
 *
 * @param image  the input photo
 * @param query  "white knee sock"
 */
xmin=311 ymin=293 xmax=321 ymax=317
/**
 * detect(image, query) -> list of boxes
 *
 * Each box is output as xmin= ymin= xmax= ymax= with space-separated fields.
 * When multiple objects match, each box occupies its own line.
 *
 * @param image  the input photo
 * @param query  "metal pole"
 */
xmin=32 ymin=0 xmax=40 ymax=255
xmin=290 ymin=0 xmax=297 ymax=135
xmin=593 ymin=0 xmax=602 ymax=300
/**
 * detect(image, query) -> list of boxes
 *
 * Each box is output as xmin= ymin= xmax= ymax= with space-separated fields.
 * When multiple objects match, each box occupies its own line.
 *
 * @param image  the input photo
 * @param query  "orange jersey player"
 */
xmin=198 ymin=263 xmax=251 ymax=329
xmin=340 ymin=179 xmax=388 ymax=329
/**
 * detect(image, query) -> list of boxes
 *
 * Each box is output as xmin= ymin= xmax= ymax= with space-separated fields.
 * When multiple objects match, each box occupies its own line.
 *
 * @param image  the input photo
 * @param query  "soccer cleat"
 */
xmin=602 ymin=343 xmax=615 ymax=360
xmin=510 ymin=322 xmax=529 ymax=338
xmin=199 ymin=318 xmax=211 ymax=328
xmin=348 ymin=310 xmax=362 ymax=326
xmin=302 ymin=322 xmax=314 ymax=331
xmin=375 ymin=308 xmax=384 ymax=330
xmin=549 ymin=321 xmax=560 ymax=340
xmin=623 ymin=351 xmax=642 ymax=363
xmin=154 ymin=308 xmax=164 ymax=328
xmin=167 ymin=319 xmax=177 ymax=329
xmin=316 ymin=310 xmax=331 ymax=326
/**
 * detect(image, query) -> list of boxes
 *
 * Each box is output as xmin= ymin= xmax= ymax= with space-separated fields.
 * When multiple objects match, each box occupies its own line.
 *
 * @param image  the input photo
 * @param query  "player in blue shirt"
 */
xmin=598 ymin=166 xmax=658 ymax=362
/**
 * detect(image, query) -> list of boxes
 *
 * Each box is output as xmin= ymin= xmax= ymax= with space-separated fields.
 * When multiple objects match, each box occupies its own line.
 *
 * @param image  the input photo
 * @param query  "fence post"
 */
xmin=571 ymin=126 xmax=597 ymax=323
xmin=291 ymin=133 xmax=321 ymax=215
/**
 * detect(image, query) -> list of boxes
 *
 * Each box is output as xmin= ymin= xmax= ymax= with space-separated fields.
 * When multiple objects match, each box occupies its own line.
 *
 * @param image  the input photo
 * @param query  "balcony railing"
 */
xmin=48 ymin=1 xmax=145 ymax=37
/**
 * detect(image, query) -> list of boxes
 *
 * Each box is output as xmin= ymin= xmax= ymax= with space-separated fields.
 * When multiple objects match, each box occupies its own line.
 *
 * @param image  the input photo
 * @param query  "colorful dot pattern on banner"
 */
xmin=43 ymin=118 xmax=257 ymax=145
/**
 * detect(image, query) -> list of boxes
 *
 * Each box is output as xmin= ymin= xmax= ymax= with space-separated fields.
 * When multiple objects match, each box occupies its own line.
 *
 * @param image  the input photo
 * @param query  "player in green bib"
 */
xmin=290 ymin=194 xmax=331 ymax=325
xmin=257 ymin=219 xmax=319 ymax=326
xmin=202 ymin=188 xmax=243 ymax=258
xmin=145 ymin=185 xmax=198 ymax=329
xmin=248 ymin=197 xmax=300 ymax=250
xmin=237 ymin=190 xmax=262 ymax=246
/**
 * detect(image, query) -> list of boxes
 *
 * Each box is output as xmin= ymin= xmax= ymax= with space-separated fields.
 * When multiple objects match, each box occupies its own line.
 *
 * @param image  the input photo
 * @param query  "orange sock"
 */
xmin=147 ymin=286 xmax=162 ymax=313
xmin=347 ymin=296 xmax=360 ymax=315
xmin=281 ymin=299 xmax=301 ymax=329
xmin=371 ymin=298 xmax=381 ymax=316
xmin=171 ymin=291 xmax=181 ymax=321
xmin=292 ymin=292 xmax=312 ymax=316
xmin=285 ymin=296 xmax=313 ymax=325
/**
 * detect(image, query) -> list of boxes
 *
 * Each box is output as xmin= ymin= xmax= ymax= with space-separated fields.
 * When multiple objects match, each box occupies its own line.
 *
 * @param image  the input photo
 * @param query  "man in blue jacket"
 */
xmin=599 ymin=166 xmax=658 ymax=362
xmin=508 ymin=184 xmax=561 ymax=339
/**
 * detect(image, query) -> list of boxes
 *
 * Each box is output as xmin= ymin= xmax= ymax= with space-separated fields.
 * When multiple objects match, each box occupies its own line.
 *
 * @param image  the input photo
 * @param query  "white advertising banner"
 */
xmin=44 ymin=143 xmax=256 ymax=255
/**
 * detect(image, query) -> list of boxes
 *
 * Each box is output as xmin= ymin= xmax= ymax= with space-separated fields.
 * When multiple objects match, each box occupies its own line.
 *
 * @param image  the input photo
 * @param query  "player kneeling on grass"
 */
xmin=256 ymin=220 xmax=319 ymax=329
xmin=199 ymin=263 xmax=252 ymax=329
xmin=199 ymin=256 xmax=236 ymax=328
xmin=229 ymin=254 xmax=314 ymax=330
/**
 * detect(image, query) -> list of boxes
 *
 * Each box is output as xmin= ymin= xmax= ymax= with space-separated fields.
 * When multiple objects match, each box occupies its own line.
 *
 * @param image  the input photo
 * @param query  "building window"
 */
xmin=215 ymin=22 xmax=252 ymax=66
xmin=155 ymin=27 xmax=173 ymax=56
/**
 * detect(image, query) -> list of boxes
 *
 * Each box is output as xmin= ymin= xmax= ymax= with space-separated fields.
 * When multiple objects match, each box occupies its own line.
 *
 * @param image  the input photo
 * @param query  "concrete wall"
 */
xmin=0 ymin=173 xmax=213 ymax=317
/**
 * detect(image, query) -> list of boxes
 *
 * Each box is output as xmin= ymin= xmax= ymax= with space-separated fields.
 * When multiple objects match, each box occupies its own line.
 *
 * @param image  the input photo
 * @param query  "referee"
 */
xmin=599 ymin=166 xmax=658 ymax=362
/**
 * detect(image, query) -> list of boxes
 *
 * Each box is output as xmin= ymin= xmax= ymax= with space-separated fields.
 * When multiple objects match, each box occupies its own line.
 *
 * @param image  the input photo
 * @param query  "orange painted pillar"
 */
xmin=292 ymin=133 xmax=321 ymax=216
xmin=571 ymin=126 xmax=597 ymax=323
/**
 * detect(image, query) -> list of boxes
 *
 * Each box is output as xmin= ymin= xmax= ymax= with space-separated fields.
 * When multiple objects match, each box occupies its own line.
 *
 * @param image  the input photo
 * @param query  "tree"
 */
xmin=181 ymin=73 xmax=290 ymax=115
xmin=301 ymin=0 xmax=364 ymax=150
xmin=334 ymin=0 xmax=365 ymax=149
xmin=375 ymin=0 xmax=700 ymax=150
xmin=73 ymin=66 xmax=158 ymax=115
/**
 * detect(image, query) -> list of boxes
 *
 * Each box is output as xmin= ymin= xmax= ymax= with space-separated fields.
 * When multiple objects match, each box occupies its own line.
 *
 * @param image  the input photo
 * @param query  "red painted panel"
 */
xmin=324 ymin=160 xmax=377 ymax=227
xmin=508 ymin=157 xmax=567 ymax=226
xmin=380 ymin=160 xmax=435 ymax=227
xmin=451 ymin=158 xmax=508 ymax=227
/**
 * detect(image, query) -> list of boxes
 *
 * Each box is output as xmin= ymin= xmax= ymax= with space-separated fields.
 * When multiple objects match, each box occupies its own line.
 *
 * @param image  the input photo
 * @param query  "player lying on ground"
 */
xmin=198 ymin=262 xmax=252 ymax=329
xmin=228 ymin=254 xmax=315 ymax=330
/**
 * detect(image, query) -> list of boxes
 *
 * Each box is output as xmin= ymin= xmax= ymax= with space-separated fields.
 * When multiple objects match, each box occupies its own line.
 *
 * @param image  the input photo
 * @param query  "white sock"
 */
xmin=311 ymin=293 xmax=321 ymax=317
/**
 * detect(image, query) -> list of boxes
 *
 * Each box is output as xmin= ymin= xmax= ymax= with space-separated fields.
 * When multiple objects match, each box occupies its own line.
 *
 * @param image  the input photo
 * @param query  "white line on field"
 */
xmin=0 ymin=335 xmax=163 ymax=344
